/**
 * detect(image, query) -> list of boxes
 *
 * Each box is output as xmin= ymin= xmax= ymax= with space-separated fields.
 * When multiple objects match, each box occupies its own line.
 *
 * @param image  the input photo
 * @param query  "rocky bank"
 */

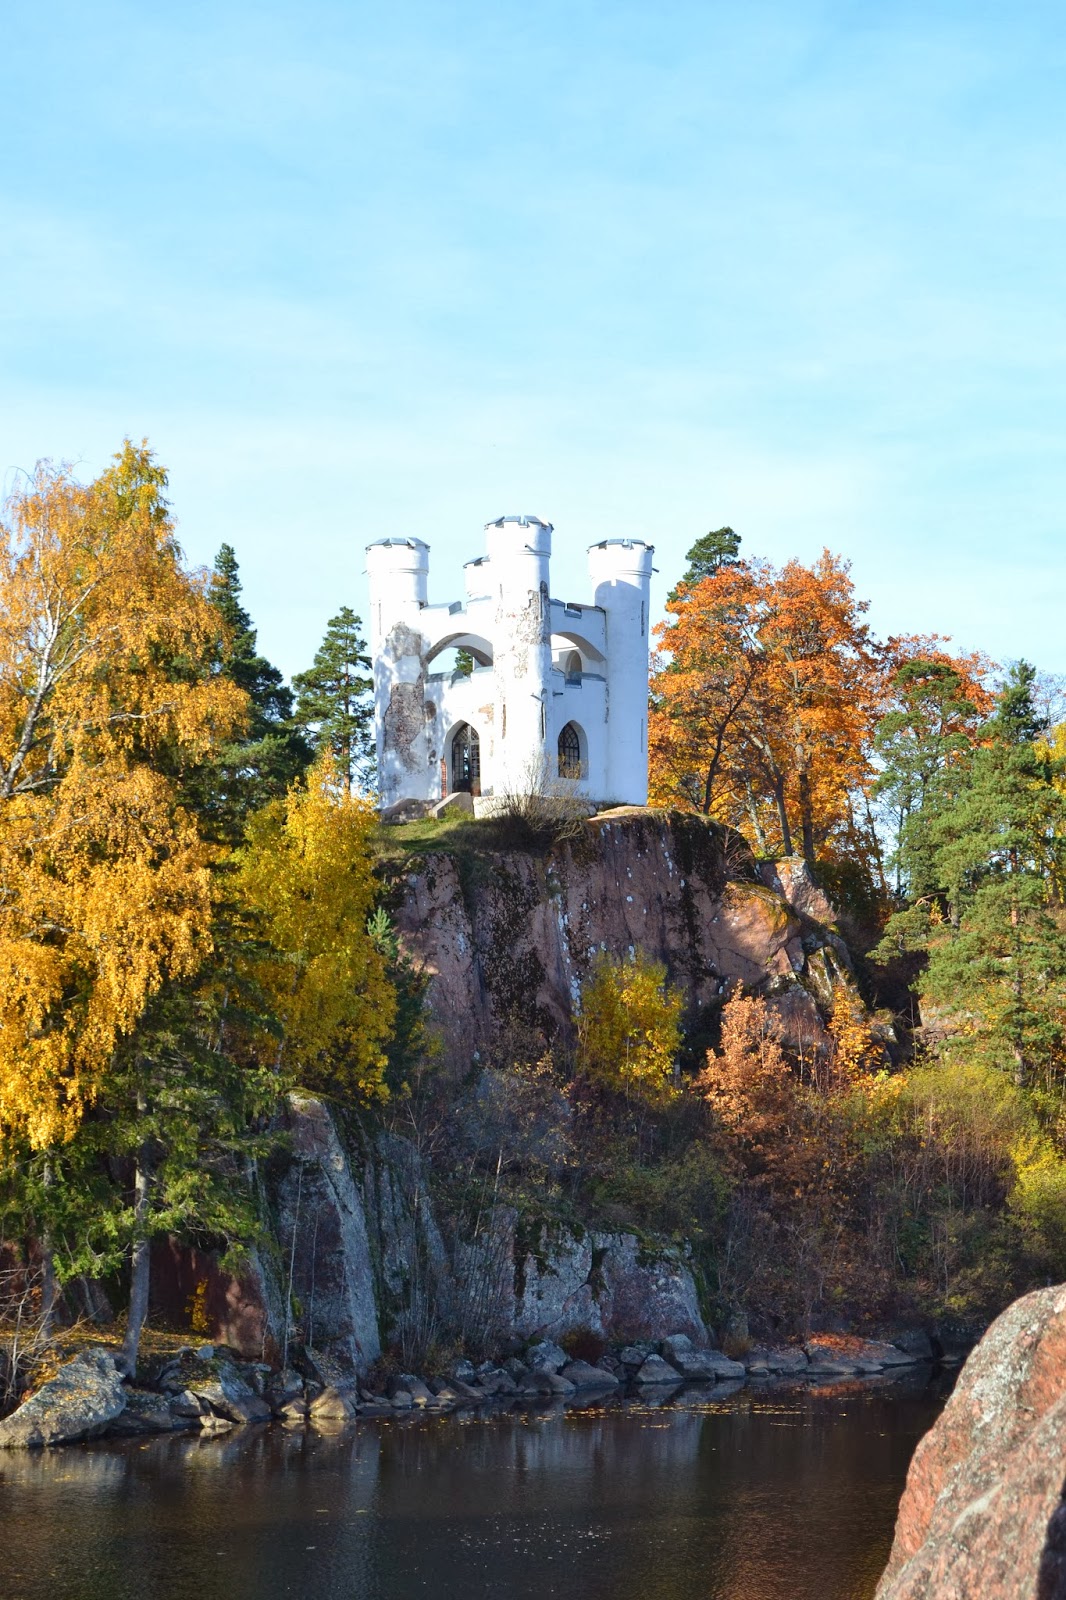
xmin=876 ymin=1283 xmax=1066 ymax=1600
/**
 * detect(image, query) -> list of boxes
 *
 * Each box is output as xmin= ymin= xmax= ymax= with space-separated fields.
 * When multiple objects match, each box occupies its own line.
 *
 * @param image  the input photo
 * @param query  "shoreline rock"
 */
xmin=0 ymin=1326 xmax=938 ymax=1450
xmin=876 ymin=1283 xmax=1066 ymax=1600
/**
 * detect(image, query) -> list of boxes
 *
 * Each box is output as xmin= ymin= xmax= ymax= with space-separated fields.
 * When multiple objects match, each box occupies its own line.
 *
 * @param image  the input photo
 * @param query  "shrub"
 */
xmin=576 ymin=952 xmax=683 ymax=1104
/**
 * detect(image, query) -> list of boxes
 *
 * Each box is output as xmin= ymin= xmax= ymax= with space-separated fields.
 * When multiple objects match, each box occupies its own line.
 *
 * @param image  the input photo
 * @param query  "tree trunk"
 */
xmin=39 ymin=1158 xmax=57 ymax=1337
xmin=40 ymin=1247 xmax=58 ymax=1337
xmin=744 ymin=782 xmax=768 ymax=853
xmin=773 ymin=775 xmax=792 ymax=857
xmin=798 ymin=767 xmax=815 ymax=865
xmin=122 ymin=1122 xmax=153 ymax=1377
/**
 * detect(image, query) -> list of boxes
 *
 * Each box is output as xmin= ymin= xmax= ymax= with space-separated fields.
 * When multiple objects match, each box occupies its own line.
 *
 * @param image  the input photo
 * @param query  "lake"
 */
xmin=0 ymin=1374 xmax=949 ymax=1600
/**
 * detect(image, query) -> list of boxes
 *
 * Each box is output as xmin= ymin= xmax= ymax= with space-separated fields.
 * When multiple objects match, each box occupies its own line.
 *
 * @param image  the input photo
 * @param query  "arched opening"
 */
xmin=426 ymin=632 xmax=494 ymax=670
xmin=450 ymin=722 xmax=481 ymax=795
xmin=550 ymin=628 xmax=606 ymax=667
xmin=563 ymin=650 xmax=582 ymax=683
xmin=558 ymin=721 xmax=583 ymax=781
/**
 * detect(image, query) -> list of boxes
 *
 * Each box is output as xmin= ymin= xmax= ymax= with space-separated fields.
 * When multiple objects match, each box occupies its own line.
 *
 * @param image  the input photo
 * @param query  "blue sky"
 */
xmin=2 ymin=0 xmax=1063 ymax=682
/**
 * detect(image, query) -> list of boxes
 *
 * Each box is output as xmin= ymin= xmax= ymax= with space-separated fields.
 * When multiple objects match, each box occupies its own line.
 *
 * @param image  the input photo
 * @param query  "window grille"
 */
xmin=558 ymin=722 xmax=582 ymax=780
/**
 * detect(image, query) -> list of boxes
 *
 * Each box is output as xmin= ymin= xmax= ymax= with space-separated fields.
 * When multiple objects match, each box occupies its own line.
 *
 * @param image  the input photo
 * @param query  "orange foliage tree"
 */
xmin=649 ymin=552 xmax=887 ymax=867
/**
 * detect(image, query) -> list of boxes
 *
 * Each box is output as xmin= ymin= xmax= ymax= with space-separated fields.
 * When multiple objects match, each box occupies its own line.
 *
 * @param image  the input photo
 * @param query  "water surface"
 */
xmin=0 ymin=1376 xmax=948 ymax=1600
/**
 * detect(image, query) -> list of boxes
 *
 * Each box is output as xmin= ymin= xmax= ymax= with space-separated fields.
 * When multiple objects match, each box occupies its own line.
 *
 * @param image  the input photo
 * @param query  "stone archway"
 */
xmin=450 ymin=722 xmax=481 ymax=795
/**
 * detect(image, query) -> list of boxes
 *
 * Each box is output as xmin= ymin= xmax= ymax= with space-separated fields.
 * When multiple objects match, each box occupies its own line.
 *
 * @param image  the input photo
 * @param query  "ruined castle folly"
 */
xmin=366 ymin=516 xmax=654 ymax=815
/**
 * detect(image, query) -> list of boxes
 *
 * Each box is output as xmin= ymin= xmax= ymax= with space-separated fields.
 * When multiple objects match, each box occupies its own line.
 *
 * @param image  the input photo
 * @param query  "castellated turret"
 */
xmin=366 ymin=517 xmax=654 ymax=816
xmin=588 ymin=539 xmax=654 ymax=807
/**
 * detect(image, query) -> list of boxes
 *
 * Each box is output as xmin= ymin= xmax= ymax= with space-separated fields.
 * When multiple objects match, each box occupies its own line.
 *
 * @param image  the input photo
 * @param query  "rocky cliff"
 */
xmin=389 ymin=807 xmax=854 ymax=1070
xmin=147 ymin=810 xmax=867 ymax=1376
xmin=242 ymin=1094 xmax=709 ymax=1376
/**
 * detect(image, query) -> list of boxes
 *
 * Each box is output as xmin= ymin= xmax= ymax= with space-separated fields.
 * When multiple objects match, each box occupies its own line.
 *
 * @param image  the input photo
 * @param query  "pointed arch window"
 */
xmin=451 ymin=723 xmax=481 ymax=795
xmin=558 ymin=721 xmax=582 ymax=780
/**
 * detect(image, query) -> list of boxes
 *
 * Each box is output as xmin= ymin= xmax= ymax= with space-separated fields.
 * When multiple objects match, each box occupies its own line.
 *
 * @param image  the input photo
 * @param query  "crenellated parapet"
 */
xmin=366 ymin=516 xmax=654 ymax=814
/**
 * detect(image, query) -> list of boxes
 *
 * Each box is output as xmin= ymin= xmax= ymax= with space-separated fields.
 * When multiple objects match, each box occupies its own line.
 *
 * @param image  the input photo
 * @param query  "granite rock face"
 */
xmin=271 ymin=1094 xmax=382 ymax=1377
xmin=512 ymin=1228 xmax=708 ymax=1346
xmin=0 ymin=1351 xmax=126 ymax=1448
xmin=392 ymin=810 xmax=849 ymax=1070
xmin=876 ymin=1283 xmax=1066 ymax=1600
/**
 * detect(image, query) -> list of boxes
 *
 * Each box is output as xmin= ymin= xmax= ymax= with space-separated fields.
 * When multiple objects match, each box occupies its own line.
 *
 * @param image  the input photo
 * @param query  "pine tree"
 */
xmin=190 ymin=545 xmax=311 ymax=841
xmin=881 ymin=663 xmax=1066 ymax=1088
xmin=667 ymin=527 xmax=742 ymax=602
xmin=293 ymin=607 xmax=374 ymax=793
xmin=873 ymin=654 xmax=991 ymax=895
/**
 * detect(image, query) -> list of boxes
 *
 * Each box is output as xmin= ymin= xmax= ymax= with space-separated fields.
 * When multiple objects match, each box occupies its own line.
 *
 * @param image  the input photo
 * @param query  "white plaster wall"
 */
xmin=366 ymin=539 xmax=432 ymax=810
xmin=486 ymin=517 xmax=553 ymax=796
xmin=367 ymin=521 xmax=653 ymax=810
xmin=588 ymin=539 xmax=654 ymax=806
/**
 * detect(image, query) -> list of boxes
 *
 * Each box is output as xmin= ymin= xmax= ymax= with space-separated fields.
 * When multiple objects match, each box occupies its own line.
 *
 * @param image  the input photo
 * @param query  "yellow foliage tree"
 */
xmin=576 ymin=950 xmax=683 ymax=1104
xmin=235 ymin=751 xmax=395 ymax=1100
xmin=0 ymin=444 xmax=246 ymax=1148
xmin=826 ymin=983 xmax=884 ymax=1091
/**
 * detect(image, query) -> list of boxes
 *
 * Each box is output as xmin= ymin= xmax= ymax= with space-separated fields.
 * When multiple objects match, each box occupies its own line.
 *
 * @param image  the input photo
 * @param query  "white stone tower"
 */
xmin=366 ymin=518 xmax=654 ymax=814
xmin=588 ymin=538 xmax=655 ymax=805
xmin=484 ymin=515 xmax=553 ymax=795
xmin=365 ymin=537 xmax=430 ymax=811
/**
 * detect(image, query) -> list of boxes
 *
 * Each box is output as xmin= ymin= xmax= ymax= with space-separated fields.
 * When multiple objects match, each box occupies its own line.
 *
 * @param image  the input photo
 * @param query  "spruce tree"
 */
xmin=882 ymin=662 xmax=1066 ymax=1088
xmin=873 ymin=658 xmax=987 ymax=895
xmin=293 ymin=607 xmax=374 ymax=793
xmin=192 ymin=545 xmax=311 ymax=840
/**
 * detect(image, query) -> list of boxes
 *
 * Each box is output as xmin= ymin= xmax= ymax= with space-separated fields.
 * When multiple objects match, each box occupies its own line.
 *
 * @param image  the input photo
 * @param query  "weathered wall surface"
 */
xmin=391 ymin=808 xmax=851 ymax=1071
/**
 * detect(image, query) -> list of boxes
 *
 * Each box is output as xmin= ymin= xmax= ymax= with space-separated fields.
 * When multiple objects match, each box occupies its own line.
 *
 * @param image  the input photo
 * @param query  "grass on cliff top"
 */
xmin=372 ymin=810 xmax=503 ymax=862
xmin=371 ymin=803 xmax=656 ymax=864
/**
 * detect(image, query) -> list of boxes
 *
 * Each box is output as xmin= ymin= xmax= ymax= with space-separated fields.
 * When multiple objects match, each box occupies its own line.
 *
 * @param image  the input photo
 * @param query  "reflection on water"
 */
xmin=0 ymin=1373 xmax=949 ymax=1600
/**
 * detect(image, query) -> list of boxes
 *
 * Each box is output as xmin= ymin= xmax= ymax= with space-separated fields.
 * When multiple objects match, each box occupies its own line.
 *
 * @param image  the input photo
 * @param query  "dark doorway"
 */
xmin=451 ymin=722 xmax=481 ymax=795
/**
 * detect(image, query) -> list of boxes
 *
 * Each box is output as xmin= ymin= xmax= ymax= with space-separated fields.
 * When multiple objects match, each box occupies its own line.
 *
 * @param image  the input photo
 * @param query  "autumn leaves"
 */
xmin=648 ymin=545 xmax=987 ymax=888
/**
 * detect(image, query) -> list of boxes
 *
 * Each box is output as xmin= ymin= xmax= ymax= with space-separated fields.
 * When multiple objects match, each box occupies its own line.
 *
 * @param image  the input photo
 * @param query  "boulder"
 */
xmin=806 ymin=1337 xmax=914 ymax=1375
xmin=891 ymin=1330 xmax=935 ymax=1362
xmin=189 ymin=1366 xmax=271 ymax=1425
xmin=559 ymin=1360 xmax=618 ymax=1389
xmin=747 ymin=1346 xmax=808 ymax=1376
xmin=391 ymin=1374 xmax=435 ymax=1407
xmin=666 ymin=1347 xmax=746 ymax=1381
xmin=440 ymin=1376 xmax=483 ymax=1403
xmin=170 ymin=1389 xmax=209 ymax=1418
xmin=661 ymin=1333 xmax=701 ymax=1363
xmin=526 ymin=1340 xmax=568 ymax=1373
xmin=111 ymin=1389 xmax=184 ymax=1435
xmin=474 ymin=1368 xmax=518 ymax=1397
xmin=876 ymin=1283 xmax=1066 ymax=1600
xmin=0 ymin=1350 xmax=126 ymax=1449
xmin=264 ymin=1368 xmax=304 ymax=1411
xmin=428 ymin=1381 xmax=460 ymax=1404
xmin=308 ymin=1386 xmax=356 ymax=1425
xmin=634 ymin=1354 xmax=682 ymax=1386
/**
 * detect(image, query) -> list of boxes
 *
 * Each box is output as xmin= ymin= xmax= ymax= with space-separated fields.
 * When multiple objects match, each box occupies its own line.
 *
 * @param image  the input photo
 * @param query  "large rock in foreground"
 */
xmin=876 ymin=1284 xmax=1066 ymax=1600
xmin=0 ymin=1350 xmax=126 ymax=1448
